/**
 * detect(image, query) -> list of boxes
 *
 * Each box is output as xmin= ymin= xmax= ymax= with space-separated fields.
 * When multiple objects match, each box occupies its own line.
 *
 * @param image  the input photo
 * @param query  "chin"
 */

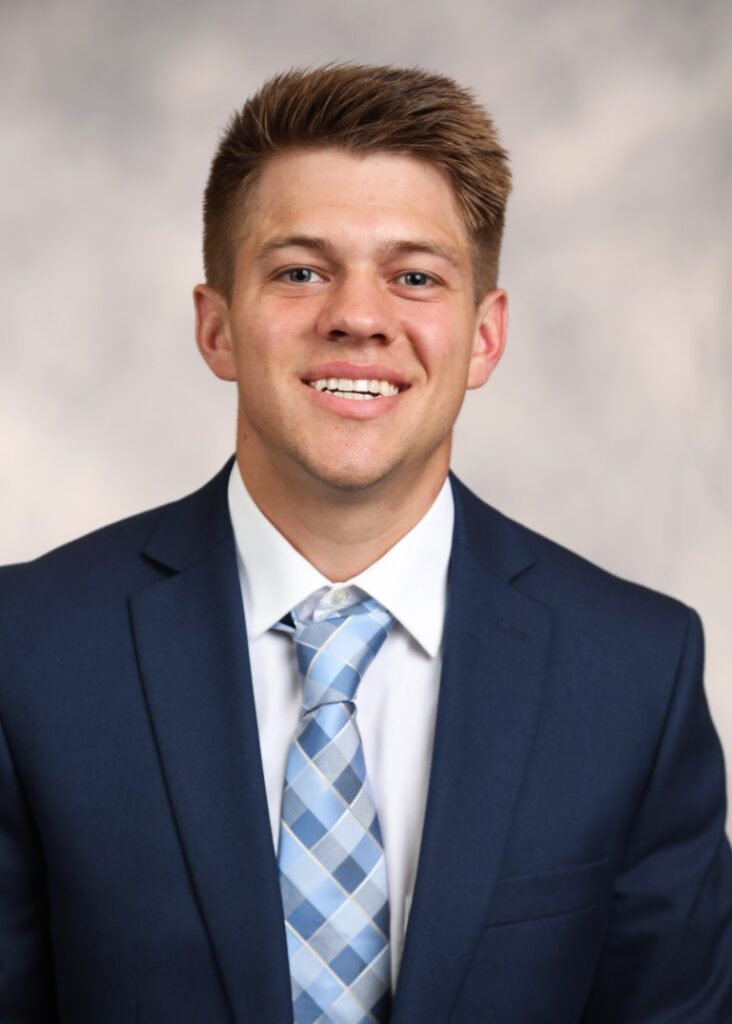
xmin=296 ymin=453 xmax=402 ymax=494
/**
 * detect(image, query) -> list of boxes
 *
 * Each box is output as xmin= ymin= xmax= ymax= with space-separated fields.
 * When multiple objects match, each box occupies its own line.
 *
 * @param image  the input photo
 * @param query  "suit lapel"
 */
xmin=391 ymin=477 xmax=552 ymax=1023
xmin=130 ymin=461 xmax=293 ymax=1023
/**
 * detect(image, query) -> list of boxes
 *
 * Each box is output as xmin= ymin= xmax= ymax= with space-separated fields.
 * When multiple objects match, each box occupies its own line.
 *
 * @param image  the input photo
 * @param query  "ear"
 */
xmin=193 ymin=284 xmax=238 ymax=382
xmin=467 ymin=289 xmax=508 ymax=390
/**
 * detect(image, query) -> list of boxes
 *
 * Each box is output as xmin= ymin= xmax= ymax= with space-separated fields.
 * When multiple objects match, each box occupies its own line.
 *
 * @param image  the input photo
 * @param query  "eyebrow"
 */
xmin=254 ymin=235 xmax=336 ymax=263
xmin=381 ymin=239 xmax=463 ymax=270
xmin=254 ymin=234 xmax=464 ymax=270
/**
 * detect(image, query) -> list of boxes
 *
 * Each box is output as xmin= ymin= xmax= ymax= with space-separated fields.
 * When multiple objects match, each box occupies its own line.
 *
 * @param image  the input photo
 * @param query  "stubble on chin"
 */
xmin=290 ymin=448 xmax=405 ymax=494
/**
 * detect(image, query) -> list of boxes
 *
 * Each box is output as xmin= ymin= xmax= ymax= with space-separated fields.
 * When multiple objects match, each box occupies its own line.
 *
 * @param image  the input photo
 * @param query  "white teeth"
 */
xmin=308 ymin=377 xmax=401 ymax=397
xmin=329 ymin=391 xmax=376 ymax=400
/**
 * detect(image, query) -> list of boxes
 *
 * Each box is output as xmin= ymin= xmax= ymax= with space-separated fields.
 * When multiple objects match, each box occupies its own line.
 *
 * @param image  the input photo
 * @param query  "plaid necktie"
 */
xmin=276 ymin=592 xmax=394 ymax=1024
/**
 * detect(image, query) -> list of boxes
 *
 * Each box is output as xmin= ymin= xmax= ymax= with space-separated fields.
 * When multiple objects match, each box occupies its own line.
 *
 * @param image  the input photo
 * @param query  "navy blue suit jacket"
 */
xmin=1 ymin=459 xmax=731 ymax=1022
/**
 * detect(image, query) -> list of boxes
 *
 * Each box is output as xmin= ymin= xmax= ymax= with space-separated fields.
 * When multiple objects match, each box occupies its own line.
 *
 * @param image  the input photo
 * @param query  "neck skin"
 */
xmin=235 ymin=435 xmax=451 ymax=583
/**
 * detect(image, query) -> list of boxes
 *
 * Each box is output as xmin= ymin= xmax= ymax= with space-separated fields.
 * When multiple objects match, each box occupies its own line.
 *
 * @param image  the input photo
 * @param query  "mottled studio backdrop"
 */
xmin=2 ymin=0 xmax=731 ymax=826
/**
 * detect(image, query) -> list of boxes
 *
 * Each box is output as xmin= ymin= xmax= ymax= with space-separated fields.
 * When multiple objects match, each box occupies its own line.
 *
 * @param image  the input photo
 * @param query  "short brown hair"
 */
xmin=203 ymin=63 xmax=512 ymax=300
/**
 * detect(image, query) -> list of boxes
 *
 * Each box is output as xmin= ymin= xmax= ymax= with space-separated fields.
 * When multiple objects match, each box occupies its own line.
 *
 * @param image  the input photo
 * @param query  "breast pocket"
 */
xmin=484 ymin=856 xmax=610 ymax=927
xmin=450 ymin=859 xmax=612 ymax=1022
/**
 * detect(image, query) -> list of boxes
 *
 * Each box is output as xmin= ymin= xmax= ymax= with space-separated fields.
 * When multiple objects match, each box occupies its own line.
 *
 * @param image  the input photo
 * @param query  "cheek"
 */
xmin=230 ymin=311 xmax=285 ymax=373
xmin=236 ymin=298 xmax=314 ymax=358
xmin=410 ymin=313 xmax=475 ymax=384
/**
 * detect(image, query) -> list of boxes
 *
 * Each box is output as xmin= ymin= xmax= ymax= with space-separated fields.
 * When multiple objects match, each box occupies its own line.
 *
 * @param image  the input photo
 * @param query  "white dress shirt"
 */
xmin=226 ymin=462 xmax=454 ymax=986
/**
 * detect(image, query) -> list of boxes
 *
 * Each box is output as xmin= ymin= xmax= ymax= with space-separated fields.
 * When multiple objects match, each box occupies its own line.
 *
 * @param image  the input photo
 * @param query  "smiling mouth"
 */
xmin=306 ymin=377 xmax=405 ymax=400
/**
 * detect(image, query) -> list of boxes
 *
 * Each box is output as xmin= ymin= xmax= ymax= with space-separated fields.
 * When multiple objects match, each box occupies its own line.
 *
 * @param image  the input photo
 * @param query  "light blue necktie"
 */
xmin=276 ymin=593 xmax=394 ymax=1024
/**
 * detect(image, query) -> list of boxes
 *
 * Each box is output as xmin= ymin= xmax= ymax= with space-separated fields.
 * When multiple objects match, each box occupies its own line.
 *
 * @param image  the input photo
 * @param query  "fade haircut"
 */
xmin=203 ymin=63 xmax=512 ymax=301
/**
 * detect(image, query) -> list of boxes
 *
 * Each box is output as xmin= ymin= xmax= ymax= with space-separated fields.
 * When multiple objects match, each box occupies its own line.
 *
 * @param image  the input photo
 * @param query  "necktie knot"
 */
xmin=290 ymin=594 xmax=394 ymax=713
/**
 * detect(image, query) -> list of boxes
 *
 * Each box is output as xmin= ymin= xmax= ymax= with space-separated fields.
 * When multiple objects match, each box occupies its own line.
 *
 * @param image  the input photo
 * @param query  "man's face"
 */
xmin=195 ymin=148 xmax=506 ymax=496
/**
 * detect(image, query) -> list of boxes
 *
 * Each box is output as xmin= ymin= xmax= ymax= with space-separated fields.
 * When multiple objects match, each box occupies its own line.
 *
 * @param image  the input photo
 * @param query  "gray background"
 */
xmin=2 ymin=0 xmax=730 ymax=827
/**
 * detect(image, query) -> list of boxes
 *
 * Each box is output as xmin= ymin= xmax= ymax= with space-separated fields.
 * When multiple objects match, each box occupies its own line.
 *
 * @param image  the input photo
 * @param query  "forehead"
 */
xmin=237 ymin=148 xmax=471 ymax=257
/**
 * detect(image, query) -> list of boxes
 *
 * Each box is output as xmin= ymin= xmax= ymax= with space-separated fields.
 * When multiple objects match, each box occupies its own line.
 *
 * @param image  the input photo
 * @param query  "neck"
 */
xmin=235 ymin=451 xmax=450 ymax=582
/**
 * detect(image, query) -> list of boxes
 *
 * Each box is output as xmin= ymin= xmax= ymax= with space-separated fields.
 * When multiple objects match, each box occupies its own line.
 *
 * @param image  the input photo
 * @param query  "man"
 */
xmin=1 ymin=63 xmax=730 ymax=1024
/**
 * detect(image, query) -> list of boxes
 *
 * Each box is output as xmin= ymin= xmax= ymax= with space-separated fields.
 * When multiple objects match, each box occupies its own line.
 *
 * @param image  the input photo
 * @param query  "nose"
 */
xmin=315 ymin=272 xmax=396 ymax=345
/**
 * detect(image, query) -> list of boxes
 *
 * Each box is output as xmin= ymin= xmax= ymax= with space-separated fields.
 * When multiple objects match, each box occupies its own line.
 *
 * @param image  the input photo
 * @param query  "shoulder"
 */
xmin=0 ymin=459 xmax=233 ymax=623
xmin=451 ymin=474 xmax=695 ymax=656
xmin=451 ymin=479 xmax=708 ymax=774
xmin=0 ymin=505 xmax=168 ymax=667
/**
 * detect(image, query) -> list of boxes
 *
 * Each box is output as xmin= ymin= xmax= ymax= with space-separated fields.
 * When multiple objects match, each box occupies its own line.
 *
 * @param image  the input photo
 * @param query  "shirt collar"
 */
xmin=227 ymin=462 xmax=453 ymax=658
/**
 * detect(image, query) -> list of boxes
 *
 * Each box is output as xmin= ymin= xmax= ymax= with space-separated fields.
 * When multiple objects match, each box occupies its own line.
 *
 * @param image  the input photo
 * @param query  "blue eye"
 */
xmin=399 ymin=271 xmax=434 ymax=287
xmin=281 ymin=267 xmax=321 ymax=284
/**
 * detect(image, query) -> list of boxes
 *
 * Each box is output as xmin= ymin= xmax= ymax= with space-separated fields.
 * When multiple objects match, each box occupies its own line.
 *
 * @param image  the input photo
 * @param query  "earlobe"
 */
xmin=467 ymin=289 xmax=508 ymax=390
xmin=193 ymin=284 xmax=238 ymax=382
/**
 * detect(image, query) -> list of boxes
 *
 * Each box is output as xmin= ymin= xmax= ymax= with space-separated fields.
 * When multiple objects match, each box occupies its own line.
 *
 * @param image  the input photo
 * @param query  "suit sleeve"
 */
xmin=582 ymin=607 xmax=732 ymax=1021
xmin=0 ymin=710 xmax=58 ymax=1022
